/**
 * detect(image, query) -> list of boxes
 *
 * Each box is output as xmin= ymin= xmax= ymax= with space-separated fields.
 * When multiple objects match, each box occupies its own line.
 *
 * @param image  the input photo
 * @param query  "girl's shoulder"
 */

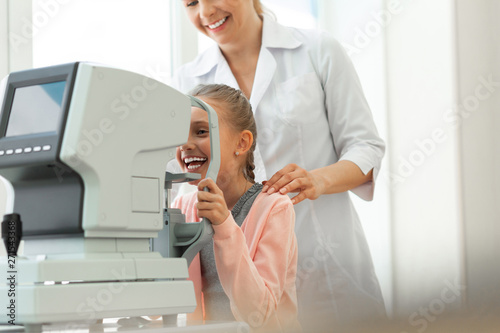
xmin=251 ymin=191 xmax=294 ymax=215
xmin=241 ymin=191 xmax=295 ymax=242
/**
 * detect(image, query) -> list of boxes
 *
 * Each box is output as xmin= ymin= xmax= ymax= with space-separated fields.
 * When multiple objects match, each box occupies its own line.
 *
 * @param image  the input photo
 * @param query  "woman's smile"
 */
xmin=207 ymin=16 xmax=228 ymax=30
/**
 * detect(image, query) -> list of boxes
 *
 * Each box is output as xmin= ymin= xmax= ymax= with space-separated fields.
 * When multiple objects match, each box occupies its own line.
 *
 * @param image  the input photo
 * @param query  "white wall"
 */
xmin=0 ymin=0 xmax=32 ymax=221
xmin=5 ymin=0 xmax=32 ymax=72
xmin=455 ymin=0 xmax=500 ymax=311
xmin=0 ymin=0 xmax=35 ymax=83
xmin=386 ymin=0 xmax=464 ymax=317
xmin=171 ymin=0 xmax=198 ymax=70
xmin=0 ymin=1 xmax=8 ymax=223
xmin=386 ymin=0 xmax=500 ymax=324
xmin=0 ymin=0 xmax=8 ymax=79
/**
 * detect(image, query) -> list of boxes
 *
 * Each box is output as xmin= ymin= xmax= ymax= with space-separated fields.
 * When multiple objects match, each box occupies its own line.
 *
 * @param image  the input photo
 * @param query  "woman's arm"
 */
xmin=264 ymin=33 xmax=384 ymax=204
xmin=263 ymin=160 xmax=373 ymax=204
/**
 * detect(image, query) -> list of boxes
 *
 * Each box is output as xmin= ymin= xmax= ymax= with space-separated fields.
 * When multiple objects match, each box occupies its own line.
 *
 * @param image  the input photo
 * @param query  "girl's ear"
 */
xmin=236 ymin=130 xmax=254 ymax=155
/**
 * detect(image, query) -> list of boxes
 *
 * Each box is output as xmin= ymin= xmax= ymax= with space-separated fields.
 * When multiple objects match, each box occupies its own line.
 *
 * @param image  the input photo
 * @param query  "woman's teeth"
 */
xmin=208 ymin=17 xmax=226 ymax=29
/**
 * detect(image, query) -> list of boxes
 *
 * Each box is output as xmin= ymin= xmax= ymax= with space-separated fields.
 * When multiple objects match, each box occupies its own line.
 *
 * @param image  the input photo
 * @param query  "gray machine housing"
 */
xmin=0 ymin=62 xmax=221 ymax=326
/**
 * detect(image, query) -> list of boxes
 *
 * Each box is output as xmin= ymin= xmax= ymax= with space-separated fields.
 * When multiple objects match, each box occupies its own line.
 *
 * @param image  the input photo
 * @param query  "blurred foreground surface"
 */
xmin=338 ymin=309 xmax=500 ymax=333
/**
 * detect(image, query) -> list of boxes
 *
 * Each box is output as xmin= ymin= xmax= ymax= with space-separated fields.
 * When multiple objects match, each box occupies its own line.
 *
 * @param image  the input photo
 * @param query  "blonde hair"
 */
xmin=253 ymin=0 xmax=264 ymax=15
xmin=189 ymin=84 xmax=257 ymax=183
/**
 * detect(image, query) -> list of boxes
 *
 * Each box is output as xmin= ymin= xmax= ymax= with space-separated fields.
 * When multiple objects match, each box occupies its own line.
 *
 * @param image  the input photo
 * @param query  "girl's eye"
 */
xmin=186 ymin=1 xmax=198 ymax=7
xmin=197 ymin=129 xmax=208 ymax=135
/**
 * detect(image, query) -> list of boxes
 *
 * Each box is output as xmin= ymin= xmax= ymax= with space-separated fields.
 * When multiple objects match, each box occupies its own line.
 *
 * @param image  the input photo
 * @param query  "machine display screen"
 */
xmin=5 ymin=81 xmax=66 ymax=137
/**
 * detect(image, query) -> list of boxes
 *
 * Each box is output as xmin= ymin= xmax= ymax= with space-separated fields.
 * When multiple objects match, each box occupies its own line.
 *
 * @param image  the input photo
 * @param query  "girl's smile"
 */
xmin=183 ymin=155 xmax=208 ymax=172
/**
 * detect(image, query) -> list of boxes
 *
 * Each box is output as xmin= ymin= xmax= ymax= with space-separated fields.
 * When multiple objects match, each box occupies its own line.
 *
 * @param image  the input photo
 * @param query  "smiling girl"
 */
xmin=173 ymin=84 xmax=301 ymax=332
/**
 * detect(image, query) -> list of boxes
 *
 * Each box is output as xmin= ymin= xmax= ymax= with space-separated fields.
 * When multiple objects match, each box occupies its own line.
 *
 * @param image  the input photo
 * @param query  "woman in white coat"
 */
xmin=173 ymin=0 xmax=386 ymax=331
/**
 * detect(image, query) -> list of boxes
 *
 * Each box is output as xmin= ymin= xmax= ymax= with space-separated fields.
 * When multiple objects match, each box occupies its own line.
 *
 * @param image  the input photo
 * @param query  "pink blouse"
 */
xmin=173 ymin=190 xmax=301 ymax=333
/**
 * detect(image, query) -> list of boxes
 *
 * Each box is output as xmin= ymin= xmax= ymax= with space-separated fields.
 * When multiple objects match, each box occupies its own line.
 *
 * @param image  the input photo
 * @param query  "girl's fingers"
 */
xmin=196 ymin=200 xmax=225 ymax=210
xmin=198 ymin=178 xmax=215 ymax=191
xmin=197 ymin=178 xmax=223 ymax=195
xmin=197 ymin=190 xmax=218 ymax=202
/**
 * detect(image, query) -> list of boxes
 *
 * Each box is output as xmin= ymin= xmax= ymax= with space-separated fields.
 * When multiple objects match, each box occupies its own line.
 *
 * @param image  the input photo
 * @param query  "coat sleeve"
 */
xmin=317 ymin=33 xmax=385 ymax=201
xmin=212 ymin=197 xmax=297 ymax=328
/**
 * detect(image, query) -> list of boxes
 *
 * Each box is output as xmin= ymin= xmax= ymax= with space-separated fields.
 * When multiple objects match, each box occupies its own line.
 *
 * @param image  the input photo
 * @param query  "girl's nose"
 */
xmin=179 ymin=140 xmax=195 ymax=152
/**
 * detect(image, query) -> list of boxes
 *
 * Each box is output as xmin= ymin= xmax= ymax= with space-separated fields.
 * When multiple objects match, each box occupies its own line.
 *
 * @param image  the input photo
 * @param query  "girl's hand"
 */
xmin=262 ymin=164 xmax=325 ymax=205
xmin=197 ymin=178 xmax=229 ymax=225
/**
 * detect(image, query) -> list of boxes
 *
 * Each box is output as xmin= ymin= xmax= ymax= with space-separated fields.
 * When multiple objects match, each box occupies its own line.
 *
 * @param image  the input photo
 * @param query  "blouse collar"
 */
xmin=188 ymin=13 xmax=302 ymax=77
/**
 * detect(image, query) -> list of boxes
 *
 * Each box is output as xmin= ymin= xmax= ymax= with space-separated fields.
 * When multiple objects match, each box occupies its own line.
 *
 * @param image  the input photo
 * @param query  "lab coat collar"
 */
xmin=188 ymin=14 xmax=302 ymax=78
xmin=261 ymin=13 xmax=302 ymax=50
xmin=188 ymin=44 xmax=222 ymax=77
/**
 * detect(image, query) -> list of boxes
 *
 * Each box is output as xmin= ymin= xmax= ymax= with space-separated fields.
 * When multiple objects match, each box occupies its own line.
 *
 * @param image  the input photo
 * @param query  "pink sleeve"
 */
xmin=212 ymin=197 xmax=297 ymax=327
xmin=187 ymin=254 xmax=204 ymax=320
xmin=172 ymin=193 xmax=204 ymax=320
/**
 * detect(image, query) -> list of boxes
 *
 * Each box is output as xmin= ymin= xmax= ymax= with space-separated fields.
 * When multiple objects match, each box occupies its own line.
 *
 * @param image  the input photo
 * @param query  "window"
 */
xmin=32 ymin=0 xmax=172 ymax=83
xmin=262 ymin=0 xmax=318 ymax=29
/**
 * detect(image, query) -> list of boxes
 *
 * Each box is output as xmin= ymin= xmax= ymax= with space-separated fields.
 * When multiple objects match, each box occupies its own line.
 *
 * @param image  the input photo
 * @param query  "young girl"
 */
xmin=173 ymin=84 xmax=301 ymax=333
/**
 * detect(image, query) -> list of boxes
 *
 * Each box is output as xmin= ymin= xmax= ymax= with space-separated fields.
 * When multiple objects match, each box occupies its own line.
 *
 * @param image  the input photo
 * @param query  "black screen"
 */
xmin=0 ymin=63 xmax=84 ymax=238
xmin=5 ymin=81 xmax=66 ymax=137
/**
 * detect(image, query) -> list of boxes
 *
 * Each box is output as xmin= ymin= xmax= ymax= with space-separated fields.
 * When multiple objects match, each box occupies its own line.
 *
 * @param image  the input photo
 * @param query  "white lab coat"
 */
xmin=173 ymin=14 xmax=386 ymax=331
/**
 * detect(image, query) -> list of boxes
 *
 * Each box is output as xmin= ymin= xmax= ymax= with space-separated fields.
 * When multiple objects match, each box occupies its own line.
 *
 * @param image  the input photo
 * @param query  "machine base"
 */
xmin=0 ymin=254 xmax=196 ymax=325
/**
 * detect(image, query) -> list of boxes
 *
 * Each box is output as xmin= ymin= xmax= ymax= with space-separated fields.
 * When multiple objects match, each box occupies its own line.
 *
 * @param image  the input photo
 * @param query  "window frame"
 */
xmin=1 ymin=0 xmax=33 ymax=77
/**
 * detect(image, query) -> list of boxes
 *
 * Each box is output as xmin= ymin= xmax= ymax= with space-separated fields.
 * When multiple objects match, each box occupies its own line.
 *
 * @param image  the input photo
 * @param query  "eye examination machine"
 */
xmin=0 ymin=62 xmax=240 ymax=332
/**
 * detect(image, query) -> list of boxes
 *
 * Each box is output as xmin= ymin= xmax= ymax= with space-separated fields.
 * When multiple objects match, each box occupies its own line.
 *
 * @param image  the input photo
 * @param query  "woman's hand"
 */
xmin=262 ymin=161 xmax=374 ymax=204
xmin=197 ymin=178 xmax=229 ymax=225
xmin=262 ymin=164 xmax=325 ymax=205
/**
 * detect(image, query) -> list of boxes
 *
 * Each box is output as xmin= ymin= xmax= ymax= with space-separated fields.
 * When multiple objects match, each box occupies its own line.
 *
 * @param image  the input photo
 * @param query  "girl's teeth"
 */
xmin=188 ymin=164 xmax=202 ymax=170
xmin=184 ymin=157 xmax=207 ymax=163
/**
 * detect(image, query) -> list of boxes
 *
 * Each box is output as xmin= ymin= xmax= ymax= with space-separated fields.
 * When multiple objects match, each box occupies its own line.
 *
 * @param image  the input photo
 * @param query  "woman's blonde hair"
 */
xmin=253 ymin=0 xmax=264 ymax=15
xmin=189 ymin=84 xmax=258 ymax=182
